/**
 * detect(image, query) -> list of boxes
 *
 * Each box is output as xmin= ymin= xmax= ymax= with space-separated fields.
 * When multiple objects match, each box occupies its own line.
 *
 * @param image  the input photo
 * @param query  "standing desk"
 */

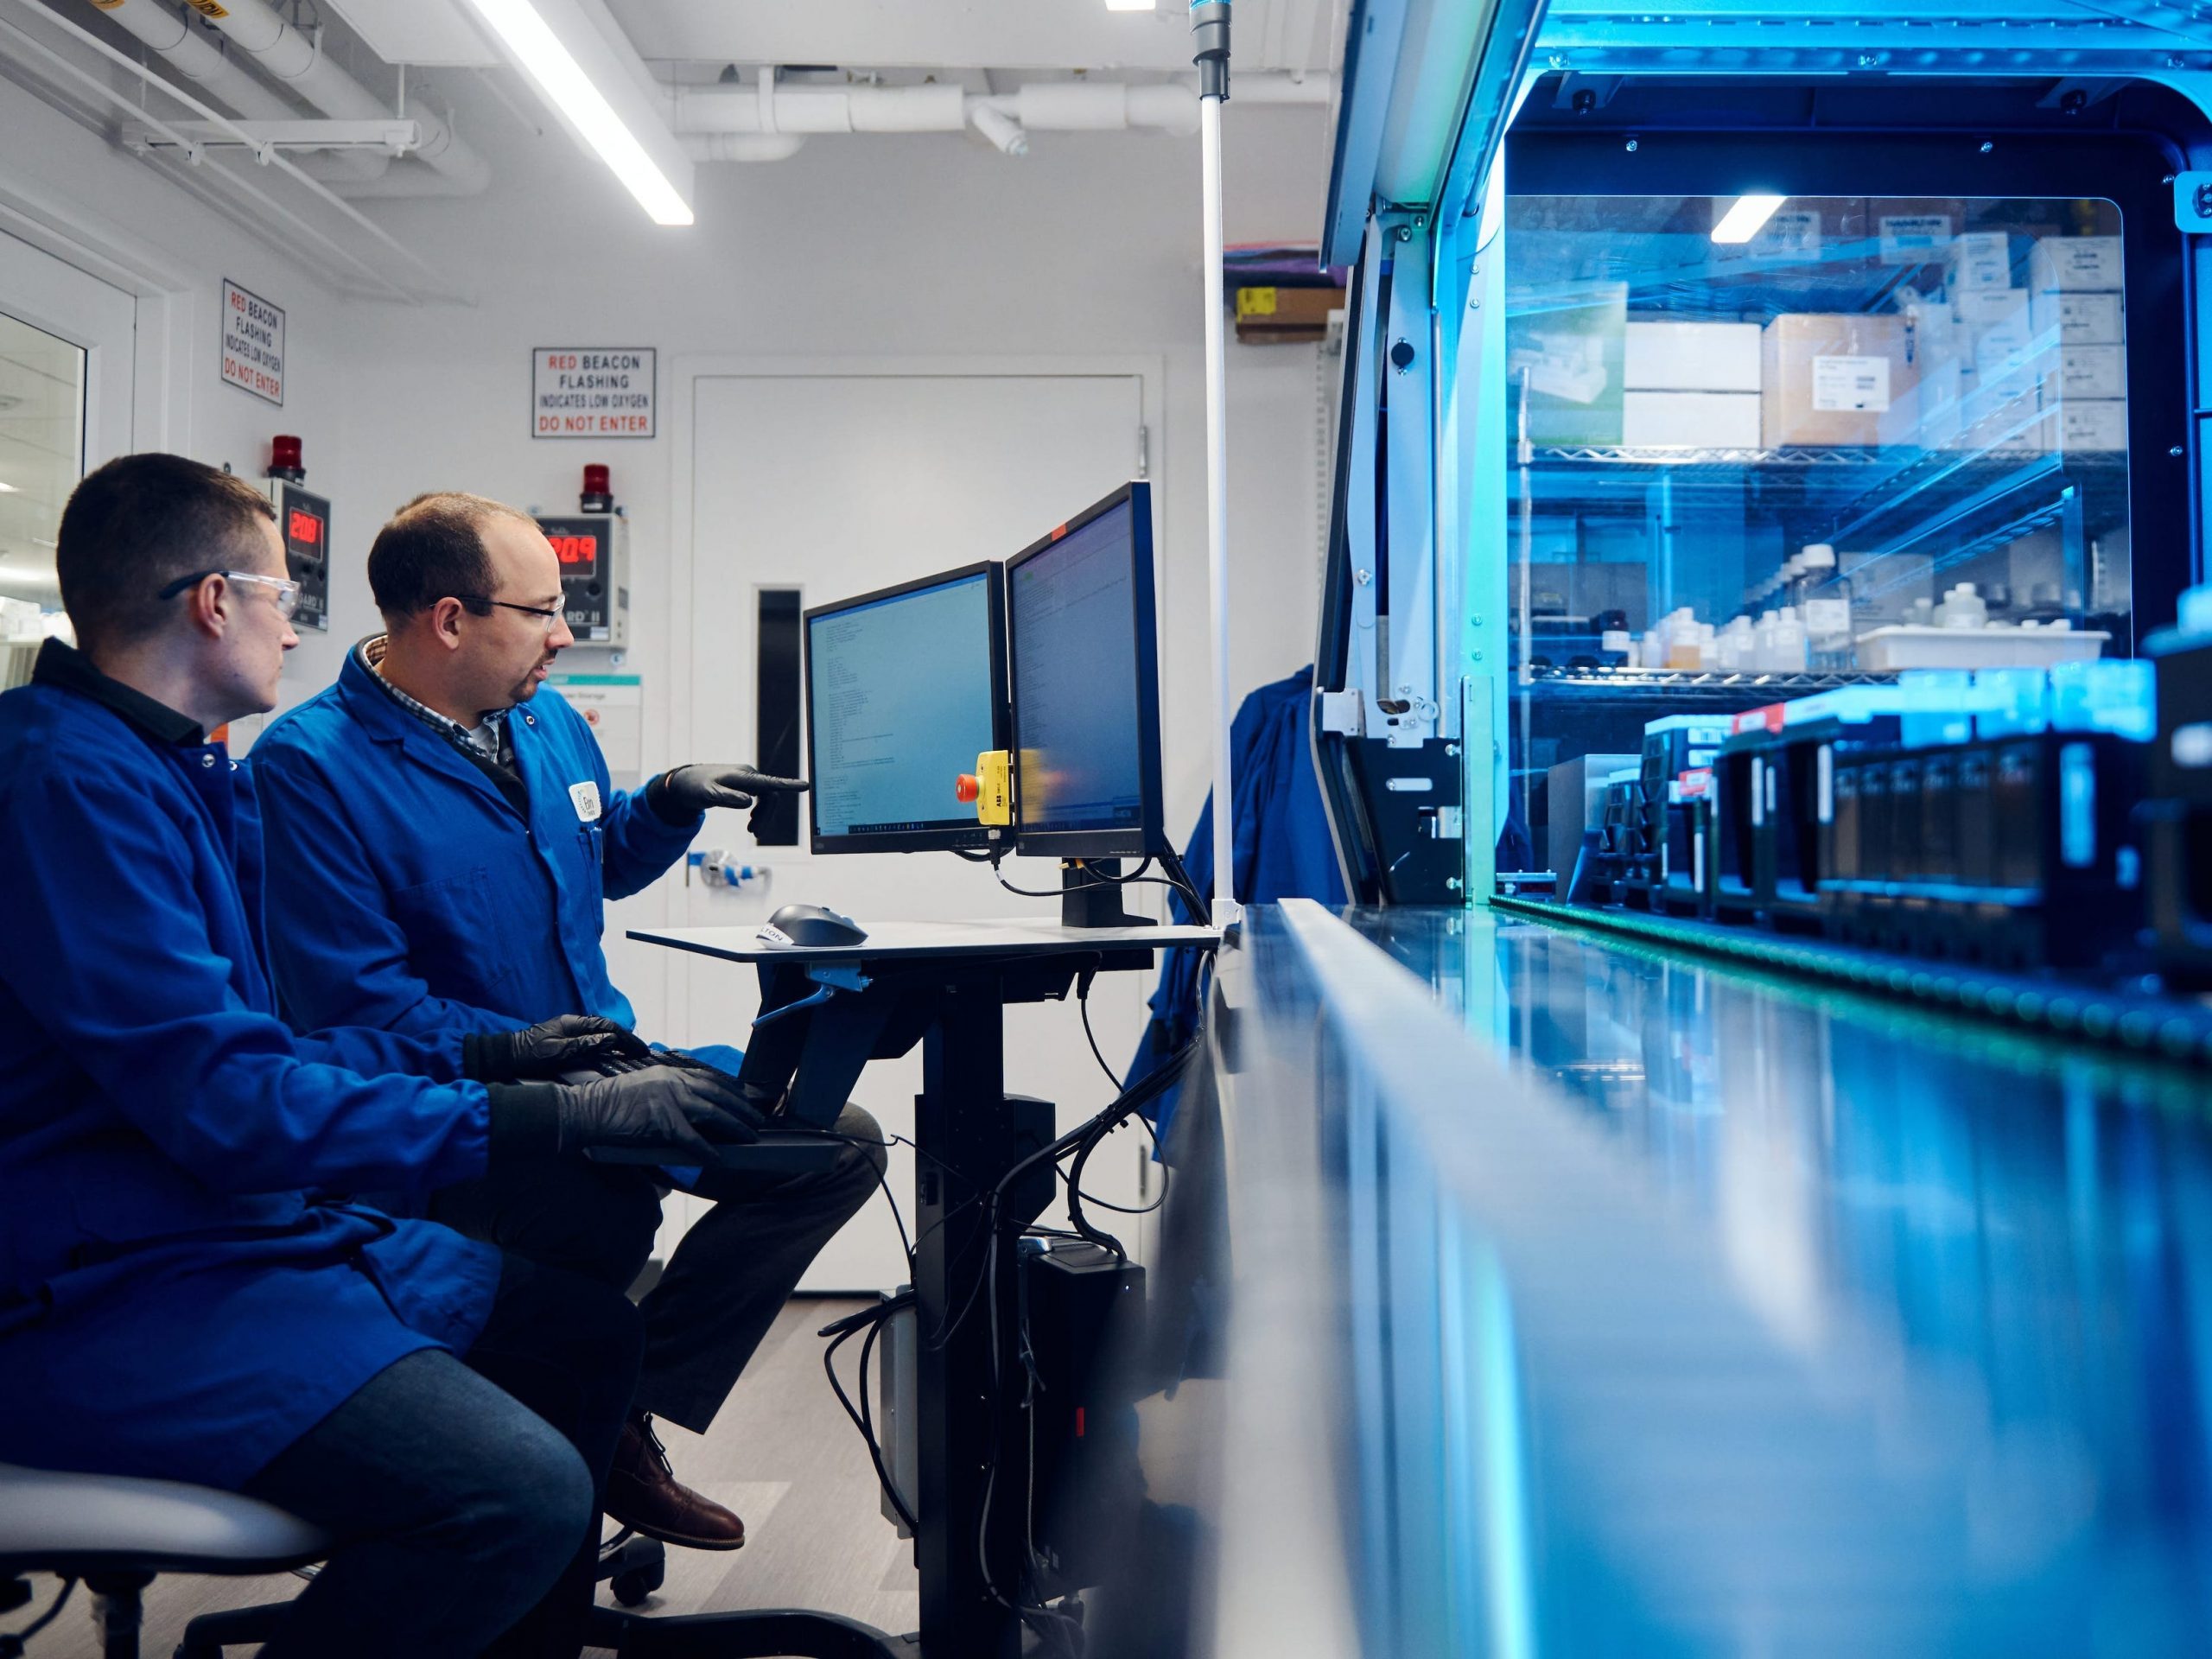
xmin=627 ymin=918 xmax=1218 ymax=1658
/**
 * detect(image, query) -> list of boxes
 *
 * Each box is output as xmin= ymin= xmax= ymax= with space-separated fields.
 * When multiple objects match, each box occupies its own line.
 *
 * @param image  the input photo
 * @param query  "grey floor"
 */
xmin=16 ymin=1296 xmax=916 ymax=1656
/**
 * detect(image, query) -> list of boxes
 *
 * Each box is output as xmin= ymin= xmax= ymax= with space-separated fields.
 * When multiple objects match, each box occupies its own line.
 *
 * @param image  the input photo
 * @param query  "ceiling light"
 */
xmin=1105 ymin=0 xmax=1159 ymax=10
xmin=1712 ymin=194 xmax=1786 ymax=245
xmin=0 ymin=482 xmax=16 ymax=493
xmin=463 ymin=0 xmax=694 ymax=226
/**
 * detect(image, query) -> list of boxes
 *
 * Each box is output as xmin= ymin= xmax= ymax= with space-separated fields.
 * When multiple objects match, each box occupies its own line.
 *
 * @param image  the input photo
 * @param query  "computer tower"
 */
xmin=1020 ymin=1242 xmax=1146 ymax=1589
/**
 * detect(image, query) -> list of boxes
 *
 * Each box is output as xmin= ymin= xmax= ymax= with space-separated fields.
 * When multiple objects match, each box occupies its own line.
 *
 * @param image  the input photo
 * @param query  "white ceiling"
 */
xmin=0 ymin=309 xmax=79 ymax=605
xmin=603 ymin=0 xmax=1340 ymax=76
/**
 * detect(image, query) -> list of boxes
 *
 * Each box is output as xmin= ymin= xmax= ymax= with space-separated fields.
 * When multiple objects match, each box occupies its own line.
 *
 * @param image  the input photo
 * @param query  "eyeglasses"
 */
xmin=457 ymin=595 xmax=566 ymax=635
xmin=157 ymin=569 xmax=303 ymax=620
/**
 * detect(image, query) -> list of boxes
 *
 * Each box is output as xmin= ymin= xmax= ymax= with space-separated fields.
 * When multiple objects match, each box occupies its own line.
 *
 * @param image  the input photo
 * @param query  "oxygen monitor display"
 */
xmin=804 ymin=564 xmax=1007 ymax=854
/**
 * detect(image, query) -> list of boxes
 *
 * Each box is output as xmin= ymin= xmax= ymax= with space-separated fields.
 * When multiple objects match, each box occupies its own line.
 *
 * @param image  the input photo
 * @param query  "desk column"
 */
xmin=912 ymin=966 xmax=1055 ymax=1658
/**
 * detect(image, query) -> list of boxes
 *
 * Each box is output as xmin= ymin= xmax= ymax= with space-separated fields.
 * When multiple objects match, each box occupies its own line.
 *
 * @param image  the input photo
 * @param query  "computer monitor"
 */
xmin=804 ymin=563 xmax=1007 ymax=855
xmin=1005 ymin=480 xmax=1166 ymax=860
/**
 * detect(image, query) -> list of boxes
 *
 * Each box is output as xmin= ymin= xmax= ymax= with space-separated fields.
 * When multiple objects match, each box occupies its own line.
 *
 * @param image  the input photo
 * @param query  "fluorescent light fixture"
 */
xmin=1712 ymin=194 xmax=1786 ymax=245
xmin=463 ymin=0 xmax=694 ymax=226
xmin=1104 ymin=0 xmax=1158 ymax=10
xmin=0 ymin=481 xmax=16 ymax=493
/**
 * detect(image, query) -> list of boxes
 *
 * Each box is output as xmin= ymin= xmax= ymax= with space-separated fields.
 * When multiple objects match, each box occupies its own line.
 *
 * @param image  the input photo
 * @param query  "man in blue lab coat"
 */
xmin=252 ymin=492 xmax=883 ymax=1550
xmin=0 ymin=454 xmax=761 ymax=1656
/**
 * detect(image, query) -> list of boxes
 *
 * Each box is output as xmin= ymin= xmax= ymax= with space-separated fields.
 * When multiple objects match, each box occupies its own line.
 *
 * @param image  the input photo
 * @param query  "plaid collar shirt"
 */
xmin=357 ymin=635 xmax=515 ymax=771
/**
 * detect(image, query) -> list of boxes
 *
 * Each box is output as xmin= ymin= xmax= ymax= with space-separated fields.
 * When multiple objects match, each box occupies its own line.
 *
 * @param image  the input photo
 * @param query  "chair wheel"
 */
xmin=611 ymin=1560 xmax=664 ymax=1606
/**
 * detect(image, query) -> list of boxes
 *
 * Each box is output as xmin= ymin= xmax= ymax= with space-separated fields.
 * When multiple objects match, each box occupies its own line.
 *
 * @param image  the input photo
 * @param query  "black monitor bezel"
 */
xmin=1004 ymin=480 xmax=1167 ymax=861
xmin=802 ymin=560 xmax=1009 ymax=856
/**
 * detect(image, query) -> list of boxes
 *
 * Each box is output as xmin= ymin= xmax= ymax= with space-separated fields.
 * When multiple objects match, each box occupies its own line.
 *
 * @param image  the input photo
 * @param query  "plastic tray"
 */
xmin=1853 ymin=626 xmax=2108 ymax=671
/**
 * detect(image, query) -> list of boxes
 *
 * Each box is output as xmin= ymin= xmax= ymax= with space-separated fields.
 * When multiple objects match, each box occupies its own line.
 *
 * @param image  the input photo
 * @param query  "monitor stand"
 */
xmin=1061 ymin=858 xmax=1144 ymax=928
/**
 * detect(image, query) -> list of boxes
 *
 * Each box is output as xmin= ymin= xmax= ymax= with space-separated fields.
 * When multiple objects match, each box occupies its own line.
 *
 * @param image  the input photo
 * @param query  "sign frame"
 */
xmin=531 ymin=346 xmax=657 ymax=440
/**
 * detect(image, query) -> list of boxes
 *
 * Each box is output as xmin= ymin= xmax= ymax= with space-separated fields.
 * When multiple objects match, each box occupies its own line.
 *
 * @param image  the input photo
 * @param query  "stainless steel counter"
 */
xmin=1083 ymin=900 xmax=2212 ymax=1659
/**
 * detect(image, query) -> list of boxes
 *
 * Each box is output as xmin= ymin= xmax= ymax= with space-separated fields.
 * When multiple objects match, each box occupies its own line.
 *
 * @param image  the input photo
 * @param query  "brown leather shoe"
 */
xmin=605 ymin=1414 xmax=746 ymax=1550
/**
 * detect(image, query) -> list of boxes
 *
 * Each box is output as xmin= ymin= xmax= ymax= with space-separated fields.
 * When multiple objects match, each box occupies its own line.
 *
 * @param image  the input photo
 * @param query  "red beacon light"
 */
xmin=269 ymin=434 xmax=305 ymax=482
xmin=580 ymin=463 xmax=613 ymax=513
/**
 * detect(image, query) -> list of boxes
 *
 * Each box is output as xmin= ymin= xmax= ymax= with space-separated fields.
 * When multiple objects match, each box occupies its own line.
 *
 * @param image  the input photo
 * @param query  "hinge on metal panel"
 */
xmin=1136 ymin=423 xmax=1151 ymax=479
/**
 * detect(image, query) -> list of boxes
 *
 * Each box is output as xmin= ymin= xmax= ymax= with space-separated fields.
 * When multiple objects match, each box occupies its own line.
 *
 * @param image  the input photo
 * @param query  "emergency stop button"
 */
xmin=956 ymin=773 xmax=981 ymax=803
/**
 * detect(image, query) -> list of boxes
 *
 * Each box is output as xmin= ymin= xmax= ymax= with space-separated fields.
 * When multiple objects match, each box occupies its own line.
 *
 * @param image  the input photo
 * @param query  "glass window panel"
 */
xmin=1503 ymin=195 xmax=2131 ymax=850
xmin=0 ymin=307 xmax=87 ymax=625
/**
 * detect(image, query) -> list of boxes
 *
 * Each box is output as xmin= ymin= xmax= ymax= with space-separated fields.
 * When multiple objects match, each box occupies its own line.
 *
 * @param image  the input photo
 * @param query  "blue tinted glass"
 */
xmin=808 ymin=572 xmax=995 ymax=838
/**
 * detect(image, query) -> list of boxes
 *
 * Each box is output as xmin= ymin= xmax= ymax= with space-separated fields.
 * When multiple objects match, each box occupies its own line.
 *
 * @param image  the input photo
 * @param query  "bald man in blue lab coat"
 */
xmin=0 ymin=454 xmax=760 ymax=1658
xmin=251 ymin=492 xmax=884 ymax=1552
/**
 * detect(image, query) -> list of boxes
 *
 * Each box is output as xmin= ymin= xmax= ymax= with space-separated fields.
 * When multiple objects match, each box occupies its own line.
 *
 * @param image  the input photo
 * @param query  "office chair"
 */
xmin=0 ymin=1459 xmax=327 ymax=1659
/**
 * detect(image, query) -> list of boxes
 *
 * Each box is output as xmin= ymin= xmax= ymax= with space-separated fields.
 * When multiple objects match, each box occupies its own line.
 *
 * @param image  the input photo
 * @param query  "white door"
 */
xmin=666 ymin=370 xmax=1166 ymax=1291
xmin=0 ymin=231 xmax=136 ymax=629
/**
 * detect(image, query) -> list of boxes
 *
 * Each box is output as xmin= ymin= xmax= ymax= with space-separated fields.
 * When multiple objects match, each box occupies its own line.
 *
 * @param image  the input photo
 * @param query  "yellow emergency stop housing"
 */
xmin=965 ymin=749 xmax=1013 ymax=826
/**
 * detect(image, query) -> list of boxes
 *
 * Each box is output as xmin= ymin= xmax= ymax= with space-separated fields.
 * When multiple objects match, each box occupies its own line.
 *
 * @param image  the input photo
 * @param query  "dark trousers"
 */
xmin=429 ymin=1105 xmax=887 ymax=1433
xmin=241 ymin=1252 xmax=643 ymax=1658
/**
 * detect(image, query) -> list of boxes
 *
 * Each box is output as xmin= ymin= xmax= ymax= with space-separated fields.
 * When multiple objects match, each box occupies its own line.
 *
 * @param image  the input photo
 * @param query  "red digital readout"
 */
xmin=286 ymin=507 xmax=323 ymax=548
xmin=550 ymin=534 xmax=598 ymax=567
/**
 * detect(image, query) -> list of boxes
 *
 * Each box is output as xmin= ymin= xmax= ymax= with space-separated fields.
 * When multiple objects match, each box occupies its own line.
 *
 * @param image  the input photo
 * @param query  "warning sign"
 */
xmin=533 ymin=347 xmax=656 ymax=439
xmin=220 ymin=278 xmax=283 ymax=406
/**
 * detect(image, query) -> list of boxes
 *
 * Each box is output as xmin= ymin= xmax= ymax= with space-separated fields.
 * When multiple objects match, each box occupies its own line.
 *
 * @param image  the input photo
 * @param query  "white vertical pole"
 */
xmin=1199 ymin=91 xmax=1236 ymax=927
xmin=1194 ymin=0 xmax=1236 ymax=927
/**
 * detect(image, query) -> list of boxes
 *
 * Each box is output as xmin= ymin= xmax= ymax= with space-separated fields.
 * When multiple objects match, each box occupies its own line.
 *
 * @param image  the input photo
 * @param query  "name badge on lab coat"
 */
xmin=569 ymin=781 xmax=602 ymax=823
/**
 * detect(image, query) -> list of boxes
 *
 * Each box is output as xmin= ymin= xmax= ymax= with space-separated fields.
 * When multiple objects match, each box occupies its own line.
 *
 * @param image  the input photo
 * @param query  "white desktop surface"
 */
xmin=627 ymin=916 xmax=1220 ymax=966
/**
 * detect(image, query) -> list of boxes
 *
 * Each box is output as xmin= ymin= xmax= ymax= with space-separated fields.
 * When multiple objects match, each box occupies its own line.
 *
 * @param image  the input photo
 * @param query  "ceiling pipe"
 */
xmin=683 ymin=132 xmax=808 ymax=162
xmin=73 ymin=0 xmax=402 ymax=180
xmin=194 ymin=0 xmax=490 ymax=193
xmin=669 ymin=73 xmax=1330 ymax=157
xmin=76 ymin=0 xmax=291 ymax=119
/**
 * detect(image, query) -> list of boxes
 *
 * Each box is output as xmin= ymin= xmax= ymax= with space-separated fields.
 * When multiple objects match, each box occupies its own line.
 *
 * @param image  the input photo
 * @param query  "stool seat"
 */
xmin=0 ymin=1462 xmax=328 ymax=1579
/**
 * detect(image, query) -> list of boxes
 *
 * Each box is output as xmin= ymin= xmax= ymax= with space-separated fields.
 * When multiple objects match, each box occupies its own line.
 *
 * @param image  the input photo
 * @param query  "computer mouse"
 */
xmin=759 ymin=903 xmax=869 ymax=949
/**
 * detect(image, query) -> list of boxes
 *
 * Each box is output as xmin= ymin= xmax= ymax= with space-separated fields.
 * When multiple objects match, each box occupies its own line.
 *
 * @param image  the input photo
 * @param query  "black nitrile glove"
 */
xmin=651 ymin=763 xmax=810 ymax=826
xmin=489 ymin=1065 xmax=767 ymax=1165
xmin=463 ymin=1014 xmax=646 ymax=1082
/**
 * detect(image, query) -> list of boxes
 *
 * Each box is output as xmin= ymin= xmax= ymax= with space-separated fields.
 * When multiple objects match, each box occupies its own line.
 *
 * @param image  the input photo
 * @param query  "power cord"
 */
xmin=819 ymin=1295 xmax=919 ymax=1534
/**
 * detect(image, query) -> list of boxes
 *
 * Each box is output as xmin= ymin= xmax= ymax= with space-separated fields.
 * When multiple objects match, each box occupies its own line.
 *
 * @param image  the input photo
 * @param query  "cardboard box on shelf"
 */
xmin=1623 ymin=390 xmax=1764 ymax=449
xmin=2029 ymin=234 xmax=2124 ymax=292
xmin=1896 ymin=358 xmax=1966 ymax=449
xmin=1951 ymin=372 xmax=2044 ymax=455
xmin=2038 ymin=344 xmax=2126 ymax=401
xmin=1233 ymin=285 xmax=1344 ymax=343
xmin=1505 ymin=280 xmax=1628 ymax=447
xmin=1764 ymin=314 xmax=1920 ymax=446
xmin=1624 ymin=321 xmax=1763 ymax=392
xmin=1948 ymin=232 xmax=2015 ymax=291
xmin=2040 ymin=398 xmax=2128 ymax=454
xmin=1954 ymin=286 xmax=2028 ymax=329
xmin=2030 ymin=289 xmax=2124 ymax=346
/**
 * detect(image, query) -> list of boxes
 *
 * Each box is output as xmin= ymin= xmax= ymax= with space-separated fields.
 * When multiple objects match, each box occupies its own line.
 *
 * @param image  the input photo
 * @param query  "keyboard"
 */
xmin=586 ymin=1049 xmax=655 ymax=1077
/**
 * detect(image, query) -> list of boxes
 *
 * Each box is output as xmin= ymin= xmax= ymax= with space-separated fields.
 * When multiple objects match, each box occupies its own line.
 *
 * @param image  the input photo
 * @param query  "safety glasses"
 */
xmin=156 ymin=569 xmax=303 ymax=620
xmin=457 ymin=596 xmax=566 ymax=635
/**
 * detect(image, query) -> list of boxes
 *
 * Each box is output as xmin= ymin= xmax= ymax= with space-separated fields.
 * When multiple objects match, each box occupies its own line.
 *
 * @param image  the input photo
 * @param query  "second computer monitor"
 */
xmin=804 ymin=563 xmax=1007 ymax=854
xmin=1005 ymin=480 xmax=1166 ymax=860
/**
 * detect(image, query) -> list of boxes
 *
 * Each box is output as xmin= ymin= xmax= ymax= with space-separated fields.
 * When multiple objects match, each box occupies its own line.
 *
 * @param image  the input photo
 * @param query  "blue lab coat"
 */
xmin=0 ymin=644 xmax=500 ymax=1491
xmin=251 ymin=648 xmax=704 ymax=1039
xmin=1131 ymin=665 xmax=1346 ymax=1139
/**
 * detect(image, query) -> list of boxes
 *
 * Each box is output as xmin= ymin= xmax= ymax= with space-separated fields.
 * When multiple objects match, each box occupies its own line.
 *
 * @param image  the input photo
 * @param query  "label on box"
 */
xmin=2050 ymin=399 xmax=2127 ymax=452
xmin=1759 ymin=211 xmax=1822 ymax=256
xmin=2048 ymin=345 xmax=2126 ymax=400
xmin=2031 ymin=236 xmax=2123 ymax=291
xmin=2032 ymin=289 xmax=2124 ymax=345
xmin=1880 ymin=214 xmax=1954 ymax=263
xmin=1954 ymin=287 xmax=2027 ymax=327
xmin=1812 ymin=354 xmax=1892 ymax=411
